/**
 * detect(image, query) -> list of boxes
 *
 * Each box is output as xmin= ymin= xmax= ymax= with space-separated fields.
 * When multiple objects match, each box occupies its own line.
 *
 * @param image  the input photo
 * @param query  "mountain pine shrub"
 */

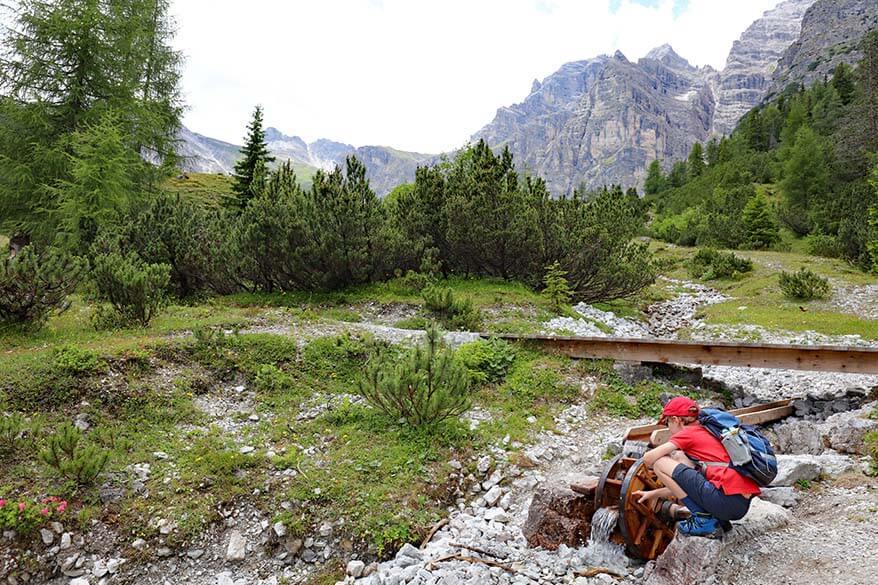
xmin=358 ymin=326 xmax=470 ymax=428
xmin=422 ymin=286 xmax=482 ymax=331
xmin=0 ymin=246 xmax=85 ymax=330
xmin=779 ymin=268 xmax=832 ymax=300
xmin=39 ymin=423 xmax=110 ymax=487
xmin=689 ymin=249 xmax=753 ymax=280
xmin=91 ymin=252 xmax=171 ymax=327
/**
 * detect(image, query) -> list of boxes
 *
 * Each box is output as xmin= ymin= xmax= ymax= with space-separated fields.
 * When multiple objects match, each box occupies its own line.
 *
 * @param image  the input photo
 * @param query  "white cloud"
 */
xmin=171 ymin=0 xmax=782 ymax=153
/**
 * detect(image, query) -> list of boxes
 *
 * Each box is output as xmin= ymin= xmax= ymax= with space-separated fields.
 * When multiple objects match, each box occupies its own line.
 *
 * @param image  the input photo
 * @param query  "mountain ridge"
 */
xmin=180 ymin=0 xmax=862 ymax=196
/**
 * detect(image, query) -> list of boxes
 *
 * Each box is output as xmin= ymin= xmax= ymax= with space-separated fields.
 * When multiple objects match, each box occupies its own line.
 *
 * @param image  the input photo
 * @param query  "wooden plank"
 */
xmin=622 ymin=400 xmax=793 ymax=442
xmin=648 ymin=404 xmax=795 ymax=445
xmin=489 ymin=334 xmax=878 ymax=374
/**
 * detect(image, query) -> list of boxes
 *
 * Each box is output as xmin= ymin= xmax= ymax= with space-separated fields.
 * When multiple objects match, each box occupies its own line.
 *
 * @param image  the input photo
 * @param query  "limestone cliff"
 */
xmin=769 ymin=0 xmax=878 ymax=96
xmin=711 ymin=0 xmax=817 ymax=136
xmin=473 ymin=47 xmax=718 ymax=194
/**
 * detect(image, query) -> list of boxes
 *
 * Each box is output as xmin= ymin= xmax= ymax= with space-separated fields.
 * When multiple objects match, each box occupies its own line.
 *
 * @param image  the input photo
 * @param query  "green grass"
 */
xmin=650 ymin=242 xmax=878 ymax=339
xmin=0 ymin=326 xmax=598 ymax=556
xmin=161 ymin=172 xmax=236 ymax=207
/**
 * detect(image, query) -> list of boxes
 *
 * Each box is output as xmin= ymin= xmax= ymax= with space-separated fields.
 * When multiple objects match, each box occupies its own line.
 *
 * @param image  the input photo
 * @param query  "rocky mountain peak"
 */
xmin=644 ymin=44 xmax=693 ymax=71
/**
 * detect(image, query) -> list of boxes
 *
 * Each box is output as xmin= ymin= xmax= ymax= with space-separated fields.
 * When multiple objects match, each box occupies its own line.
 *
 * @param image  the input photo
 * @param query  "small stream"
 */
xmin=582 ymin=506 xmax=630 ymax=572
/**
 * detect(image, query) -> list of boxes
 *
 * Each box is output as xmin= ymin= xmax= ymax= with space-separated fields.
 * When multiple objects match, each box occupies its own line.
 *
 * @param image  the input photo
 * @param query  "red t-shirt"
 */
xmin=669 ymin=423 xmax=761 ymax=497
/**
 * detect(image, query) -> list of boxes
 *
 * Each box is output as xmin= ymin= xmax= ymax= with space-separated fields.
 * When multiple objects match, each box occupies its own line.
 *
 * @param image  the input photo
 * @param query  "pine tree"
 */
xmin=542 ymin=261 xmax=572 ymax=312
xmin=0 ymin=0 xmax=183 ymax=244
xmin=780 ymin=125 xmax=828 ymax=235
xmin=706 ymin=138 xmax=720 ymax=166
xmin=741 ymin=193 xmax=779 ymax=249
xmin=644 ymin=160 xmax=666 ymax=195
xmin=232 ymin=106 xmax=275 ymax=208
xmin=832 ymin=62 xmax=856 ymax=106
xmin=688 ymin=143 xmax=705 ymax=178
xmin=669 ymin=160 xmax=688 ymax=188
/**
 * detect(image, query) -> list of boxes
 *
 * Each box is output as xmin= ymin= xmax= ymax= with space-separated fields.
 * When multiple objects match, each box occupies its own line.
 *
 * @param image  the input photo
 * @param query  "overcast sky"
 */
xmin=171 ymin=0 xmax=782 ymax=153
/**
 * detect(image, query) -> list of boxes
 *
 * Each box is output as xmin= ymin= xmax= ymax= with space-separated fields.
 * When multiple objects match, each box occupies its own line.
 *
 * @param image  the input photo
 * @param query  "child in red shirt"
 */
xmin=633 ymin=396 xmax=759 ymax=537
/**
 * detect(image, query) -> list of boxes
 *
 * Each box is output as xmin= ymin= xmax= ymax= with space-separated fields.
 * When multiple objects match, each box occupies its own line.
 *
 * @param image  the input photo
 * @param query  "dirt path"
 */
xmin=715 ymin=477 xmax=878 ymax=585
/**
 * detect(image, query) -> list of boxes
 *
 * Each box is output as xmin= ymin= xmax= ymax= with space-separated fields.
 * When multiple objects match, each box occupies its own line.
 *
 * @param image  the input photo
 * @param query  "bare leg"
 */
xmin=653 ymin=456 xmax=689 ymax=500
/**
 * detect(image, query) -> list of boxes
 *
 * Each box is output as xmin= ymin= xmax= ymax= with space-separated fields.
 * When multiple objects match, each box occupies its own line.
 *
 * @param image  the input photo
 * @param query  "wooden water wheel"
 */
xmin=617 ymin=458 xmax=677 ymax=560
xmin=594 ymin=455 xmax=677 ymax=560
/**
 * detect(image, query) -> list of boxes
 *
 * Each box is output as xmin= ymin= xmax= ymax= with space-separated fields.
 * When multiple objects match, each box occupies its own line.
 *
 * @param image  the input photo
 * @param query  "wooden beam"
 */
xmin=488 ymin=334 xmax=878 ymax=374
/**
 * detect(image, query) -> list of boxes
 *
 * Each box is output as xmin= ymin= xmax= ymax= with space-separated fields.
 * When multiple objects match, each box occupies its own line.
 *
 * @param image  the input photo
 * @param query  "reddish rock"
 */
xmin=522 ymin=476 xmax=597 ymax=550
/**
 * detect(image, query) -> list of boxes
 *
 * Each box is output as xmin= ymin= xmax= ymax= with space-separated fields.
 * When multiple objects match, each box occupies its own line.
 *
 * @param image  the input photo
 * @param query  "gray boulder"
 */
xmin=644 ymin=499 xmax=790 ymax=585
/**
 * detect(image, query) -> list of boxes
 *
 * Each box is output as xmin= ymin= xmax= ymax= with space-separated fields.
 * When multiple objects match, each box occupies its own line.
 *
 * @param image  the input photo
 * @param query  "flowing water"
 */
xmin=583 ymin=506 xmax=631 ymax=572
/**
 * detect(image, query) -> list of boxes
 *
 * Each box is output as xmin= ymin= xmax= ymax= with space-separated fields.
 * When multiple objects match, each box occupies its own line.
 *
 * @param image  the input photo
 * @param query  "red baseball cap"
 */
xmin=659 ymin=396 xmax=699 ymax=423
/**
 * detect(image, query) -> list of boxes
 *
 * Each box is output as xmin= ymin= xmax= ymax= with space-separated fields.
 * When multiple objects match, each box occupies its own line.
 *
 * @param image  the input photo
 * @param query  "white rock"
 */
xmin=60 ymin=532 xmax=72 ymax=549
xmin=483 ymin=485 xmax=503 ymax=507
xmin=92 ymin=560 xmax=108 ymax=578
xmin=226 ymin=530 xmax=247 ymax=562
xmin=758 ymin=486 xmax=799 ymax=508
xmin=131 ymin=538 xmax=147 ymax=551
xmin=347 ymin=560 xmax=366 ymax=577
xmin=477 ymin=455 xmax=492 ymax=476
xmin=216 ymin=572 xmax=234 ymax=585
xmin=239 ymin=446 xmax=255 ymax=454
xmin=272 ymin=522 xmax=287 ymax=538
xmin=40 ymin=528 xmax=54 ymax=545
xmin=397 ymin=543 xmax=423 ymax=561
xmin=484 ymin=509 xmax=510 ymax=523
xmin=106 ymin=558 xmax=124 ymax=573
xmin=70 ymin=578 xmax=91 ymax=585
xmin=771 ymin=454 xmax=822 ymax=486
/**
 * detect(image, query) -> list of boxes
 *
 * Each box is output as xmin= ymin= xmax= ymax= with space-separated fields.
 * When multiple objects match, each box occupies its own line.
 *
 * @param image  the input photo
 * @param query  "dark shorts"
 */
xmin=672 ymin=464 xmax=751 ymax=522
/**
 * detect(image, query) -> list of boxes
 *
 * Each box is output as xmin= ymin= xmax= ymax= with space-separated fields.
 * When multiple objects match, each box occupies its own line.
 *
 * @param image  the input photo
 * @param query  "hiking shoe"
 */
xmin=677 ymin=513 xmax=723 ymax=539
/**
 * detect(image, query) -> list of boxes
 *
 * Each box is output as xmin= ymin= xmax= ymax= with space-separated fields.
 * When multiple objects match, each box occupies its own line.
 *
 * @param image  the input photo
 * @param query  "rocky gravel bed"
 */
xmin=542 ymin=280 xmax=878 ymax=405
xmin=822 ymin=282 xmax=878 ymax=321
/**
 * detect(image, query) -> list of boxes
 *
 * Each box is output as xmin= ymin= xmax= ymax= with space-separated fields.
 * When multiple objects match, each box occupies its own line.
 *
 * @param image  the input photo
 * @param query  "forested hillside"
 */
xmin=648 ymin=32 xmax=878 ymax=270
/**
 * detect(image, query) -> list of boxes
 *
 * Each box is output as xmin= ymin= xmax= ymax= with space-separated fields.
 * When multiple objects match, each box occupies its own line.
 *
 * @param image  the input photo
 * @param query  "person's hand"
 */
xmin=633 ymin=489 xmax=658 ymax=505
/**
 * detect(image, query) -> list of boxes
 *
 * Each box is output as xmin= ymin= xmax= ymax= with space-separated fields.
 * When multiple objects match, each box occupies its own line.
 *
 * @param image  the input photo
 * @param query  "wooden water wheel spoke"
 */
xmin=616 ymin=457 xmax=678 ymax=561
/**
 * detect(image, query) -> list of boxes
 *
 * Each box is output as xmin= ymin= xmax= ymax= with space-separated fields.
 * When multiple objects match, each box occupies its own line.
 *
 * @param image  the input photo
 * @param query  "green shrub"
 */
xmin=358 ymin=326 xmax=470 ymax=428
xmin=53 ymin=345 xmax=103 ymax=375
xmin=91 ymin=251 xmax=171 ymax=327
xmin=455 ymin=338 xmax=516 ymax=385
xmin=254 ymin=363 xmax=294 ymax=393
xmin=0 ymin=245 xmax=85 ymax=331
xmin=865 ymin=431 xmax=878 ymax=476
xmin=0 ymin=412 xmax=31 ymax=455
xmin=779 ymin=268 xmax=832 ymax=300
xmin=39 ymin=423 xmax=110 ymax=487
xmin=542 ymin=261 xmax=572 ymax=312
xmin=688 ymin=248 xmax=753 ymax=280
xmin=422 ymin=286 xmax=482 ymax=331
xmin=806 ymin=234 xmax=844 ymax=259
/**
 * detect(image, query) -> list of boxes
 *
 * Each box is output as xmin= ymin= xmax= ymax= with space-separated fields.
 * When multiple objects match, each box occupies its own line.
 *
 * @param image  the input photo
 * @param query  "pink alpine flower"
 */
xmin=40 ymin=507 xmax=50 ymax=517
xmin=57 ymin=501 xmax=68 ymax=513
xmin=18 ymin=502 xmax=26 ymax=512
xmin=0 ymin=499 xmax=6 ymax=508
